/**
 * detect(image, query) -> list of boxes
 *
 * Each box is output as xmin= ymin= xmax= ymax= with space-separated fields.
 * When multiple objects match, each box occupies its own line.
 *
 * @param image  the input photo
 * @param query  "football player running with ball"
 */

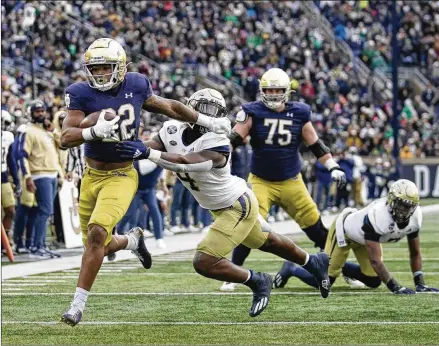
xmin=221 ymin=68 xmax=346 ymax=291
xmin=273 ymin=179 xmax=439 ymax=294
xmin=116 ymin=88 xmax=330 ymax=318
xmin=60 ymin=38 xmax=231 ymax=326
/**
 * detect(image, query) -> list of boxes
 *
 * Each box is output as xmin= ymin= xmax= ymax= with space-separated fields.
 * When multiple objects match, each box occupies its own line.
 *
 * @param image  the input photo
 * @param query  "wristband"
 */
xmin=196 ymin=113 xmax=212 ymax=129
xmin=386 ymin=277 xmax=401 ymax=292
xmin=82 ymin=127 xmax=96 ymax=141
xmin=148 ymin=149 xmax=162 ymax=163
xmin=414 ymin=271 xmax=425 ymax=286
xmin=324 ymin=158 xmax=339 ymax=171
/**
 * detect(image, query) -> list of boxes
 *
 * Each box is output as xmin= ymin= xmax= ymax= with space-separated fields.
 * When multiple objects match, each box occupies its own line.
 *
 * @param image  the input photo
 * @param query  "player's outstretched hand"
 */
xmin=330 ymin=167 xmax=347 ymax=189
xmin=94 ymin=110 xmax=120 ymax=139
xmin=393 ymin=286 xmax=416 ymax=295
xmin=116 ymin=139 xmax=150 ymax=160
xmin=212 ymin=117 xmax=231 ymax=135
xmin=416 ymin=284 xmax=439 ymax=293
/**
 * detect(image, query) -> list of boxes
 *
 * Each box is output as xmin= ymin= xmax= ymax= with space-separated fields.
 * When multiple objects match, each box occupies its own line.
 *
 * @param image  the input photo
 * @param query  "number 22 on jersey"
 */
xmin=101 ymin=103 xmax=136 ymax=141
xmin=264 ymin=119 xmax=293 ymax=146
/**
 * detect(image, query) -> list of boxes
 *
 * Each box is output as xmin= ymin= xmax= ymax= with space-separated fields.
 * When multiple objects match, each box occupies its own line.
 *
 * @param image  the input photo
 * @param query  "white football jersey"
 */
xmin=1 ymin=130 xmax=14 ymax=173
xmin=159 ymin=120 xmax=248 ymax=210
xmin=343 ymin=197 xmax=422 ymax=244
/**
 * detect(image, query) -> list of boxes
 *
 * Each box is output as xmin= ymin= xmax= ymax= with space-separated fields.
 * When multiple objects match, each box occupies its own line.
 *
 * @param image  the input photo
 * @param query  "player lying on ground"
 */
xmin=60 ymin=38 xmax=231 ymax=326
xmin=221 ymin=67 xmax=346 ymax=291
xmin=116 ymin=88 xmax=330 ymax=318
xmin=273 ymin=179 xmax=438 ymax=294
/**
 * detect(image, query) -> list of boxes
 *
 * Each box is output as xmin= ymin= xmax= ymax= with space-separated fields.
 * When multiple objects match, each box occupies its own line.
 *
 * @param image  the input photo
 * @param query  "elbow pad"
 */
xmin=229 ymin=130 xmax=244 ymax=148
xmin=308 ymin=139 xmax=331 ymax=159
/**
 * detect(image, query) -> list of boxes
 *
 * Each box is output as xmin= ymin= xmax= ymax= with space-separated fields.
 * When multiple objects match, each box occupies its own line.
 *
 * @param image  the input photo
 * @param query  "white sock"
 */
xmin=243 ymin=270 xmax=252 ymax=283
xmin=302 ymin=253 xmax=310 ymax=266
xmin=73 ymin=287 xmax=89 ymax=311
xmin=124 ymin=233 xmax=139 ymax=250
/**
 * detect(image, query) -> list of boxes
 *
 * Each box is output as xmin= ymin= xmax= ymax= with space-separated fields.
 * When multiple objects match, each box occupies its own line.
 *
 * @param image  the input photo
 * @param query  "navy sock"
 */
xmin=231 ymin=244 xmax=251 ymax=266
xmin=292 ymin=266 xmax=319 ymax=289
xmin=342 ymin=262 xmax=381 ymax=288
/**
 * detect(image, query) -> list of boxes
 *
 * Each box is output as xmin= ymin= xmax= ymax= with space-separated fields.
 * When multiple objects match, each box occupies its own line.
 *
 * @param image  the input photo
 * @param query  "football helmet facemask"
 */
xmin=259 ymin=68 xmax=291 ymax=110
xmin=186 ymin=88 xmax=228 ymax=134
xmin=83 ymin=38 xmax=127 ymax=92
xmin=387 ymin=179 xmax=420 ymax=224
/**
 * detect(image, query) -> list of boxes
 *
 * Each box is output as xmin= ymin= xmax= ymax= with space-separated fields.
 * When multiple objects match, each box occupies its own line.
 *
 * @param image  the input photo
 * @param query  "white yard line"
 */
xmin=2 ymin=283 xmax=47 ymax=287
xmin=2 ymin=321 xmax=439 ymax=326
xmin=2 ymin=291 xmax=410 ymax=296
xmin=1 ymin=280 xmax=67 ymax=283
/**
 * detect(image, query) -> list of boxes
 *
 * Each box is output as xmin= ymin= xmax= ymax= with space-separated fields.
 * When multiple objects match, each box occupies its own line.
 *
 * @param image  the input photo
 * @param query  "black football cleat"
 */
xmin=248 ymin=272 xmax=273 ymax=317
xmin=129 ymin=227 xmax=152 ymax=269
xmin=60 ymin=305 xmax=83 ymax=327
xmin=305 ymin=252 xmax=330 ymax=298
xmin=274 ymin=261 xmax=296 ymax=288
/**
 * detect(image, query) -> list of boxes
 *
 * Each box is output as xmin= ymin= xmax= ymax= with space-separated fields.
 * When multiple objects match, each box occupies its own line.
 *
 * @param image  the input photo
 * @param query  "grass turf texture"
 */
xmin=2 ymin=213 xmax=439 ymax=345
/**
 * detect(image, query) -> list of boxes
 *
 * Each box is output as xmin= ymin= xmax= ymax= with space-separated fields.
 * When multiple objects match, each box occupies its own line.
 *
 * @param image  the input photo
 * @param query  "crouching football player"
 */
xmin=273 ymin=179 xmax=438 ymax=294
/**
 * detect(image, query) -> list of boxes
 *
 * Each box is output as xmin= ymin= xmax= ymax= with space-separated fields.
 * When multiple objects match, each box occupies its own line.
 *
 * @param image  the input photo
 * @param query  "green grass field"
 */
xmin=2 ymin=213 xmax=439 ymax=345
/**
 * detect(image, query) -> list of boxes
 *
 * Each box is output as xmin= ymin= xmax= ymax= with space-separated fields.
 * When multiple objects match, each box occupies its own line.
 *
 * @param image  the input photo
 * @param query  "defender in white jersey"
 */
xmin=1 ymin=111 xmax=20 ymax=240
xmin=274 ymin=179 xmax=438 ymax=294
xmin=116 ymin=88 xmax=331 ymax=317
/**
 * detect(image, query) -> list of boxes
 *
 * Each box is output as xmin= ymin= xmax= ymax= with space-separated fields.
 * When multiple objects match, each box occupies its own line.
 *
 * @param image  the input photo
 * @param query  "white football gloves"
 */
xmin=196 ymin=113 xmax=231 ymax=135
xmin=82 ymin=110 xmax=120 ymax=141
xmin=330 ymin=167 xmax=347 ymax=189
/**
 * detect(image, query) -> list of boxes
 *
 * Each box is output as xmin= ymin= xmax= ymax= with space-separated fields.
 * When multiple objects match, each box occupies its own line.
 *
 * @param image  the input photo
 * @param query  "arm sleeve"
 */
xmin=22 ymin=132 xmax=33 ymax=179
xmin=6 ymin=144 xmax=19 ymax=185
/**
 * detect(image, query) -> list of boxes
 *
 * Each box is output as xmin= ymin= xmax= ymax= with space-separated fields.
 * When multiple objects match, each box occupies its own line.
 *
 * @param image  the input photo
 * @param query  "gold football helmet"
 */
xmin=259 ymin=68 xmax=291 ymax=109
xmin=387 ymin=179 xmax=420 ymax=224
xmin=83 ymin=38 xmax=127 ymax=91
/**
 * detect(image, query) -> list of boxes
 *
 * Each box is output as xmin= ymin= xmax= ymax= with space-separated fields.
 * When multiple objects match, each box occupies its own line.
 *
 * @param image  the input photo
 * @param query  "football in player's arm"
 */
xmin=60 ymin=38 xmax=231 ymax=328
xmin=116 ymin=89 xmax=331 ymax=318
xmin=61 ymin=80 xmax=230 ymax=149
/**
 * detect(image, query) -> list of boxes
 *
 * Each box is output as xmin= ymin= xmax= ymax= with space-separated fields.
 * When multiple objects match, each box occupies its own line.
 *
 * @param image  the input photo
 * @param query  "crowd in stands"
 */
xmin=1 ymin=1 xmax=439 ymax=256
xmin=317 ymin=0 xmax=439 ymax=85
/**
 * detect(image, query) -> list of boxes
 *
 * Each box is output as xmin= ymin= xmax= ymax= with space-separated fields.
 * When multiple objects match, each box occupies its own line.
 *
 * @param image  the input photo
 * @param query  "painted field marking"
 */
xmin=1 ymin=280 xmax=67 ymax=284
xmin=2 ymin=321 xmax=439 ymax=326
xmin=3 ymin=291 xmax=430 ymax=297
xmin=2 ymin=283 xmax=47 ymax=287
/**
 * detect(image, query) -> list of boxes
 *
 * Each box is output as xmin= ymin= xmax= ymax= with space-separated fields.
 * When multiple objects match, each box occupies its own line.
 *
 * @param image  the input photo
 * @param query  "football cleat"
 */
xmin=60 ymin=304 xmax=83 ymax=327
xmin=305 ymin=252 xmax=330 ymax=298
xmin=248 ymin=272 xmax=273 ymax=317
xmin=274 ymin=261 xmax=296 ymax=288
xmin=220 ymin=282 xmax=238 ymax=292
xmin=128 ymin=227 xmax=152 ymax=269
xmin=343 ymin=275 xmax=367 ymax=289
xmin=107 ymin=252 xmax=116 ymax=261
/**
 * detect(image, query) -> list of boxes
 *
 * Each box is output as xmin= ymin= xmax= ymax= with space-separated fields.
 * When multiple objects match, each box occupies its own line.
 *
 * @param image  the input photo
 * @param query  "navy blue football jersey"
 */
xmin=242 ymin=101 xmax=311 ymax=181
xmin=65 ymin=72 xmax=153 ymax=163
